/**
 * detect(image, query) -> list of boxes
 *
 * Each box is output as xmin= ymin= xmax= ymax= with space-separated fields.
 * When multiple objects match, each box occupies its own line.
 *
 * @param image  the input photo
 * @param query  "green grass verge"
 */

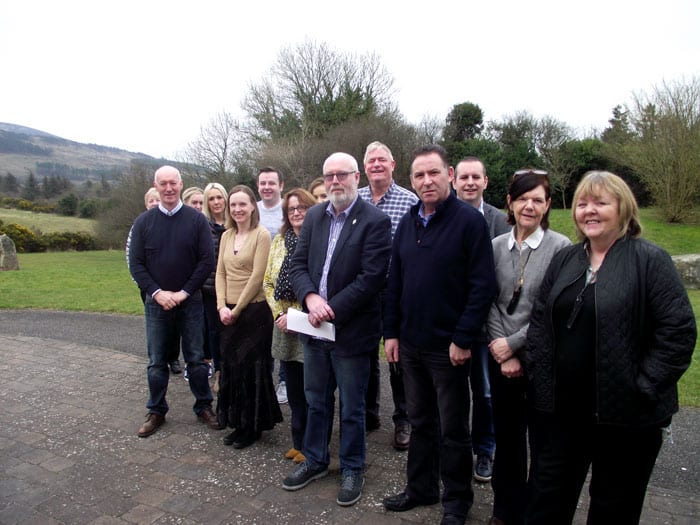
xmin=548 ymin=208 xmax=700 ymax=256
xmin=0 ymin=250 xmax=142 ymax=315
xmin=0 ymin=208 xmax=96 ymax=234
xmin=679 ymin=290 xmax=700 ymax=407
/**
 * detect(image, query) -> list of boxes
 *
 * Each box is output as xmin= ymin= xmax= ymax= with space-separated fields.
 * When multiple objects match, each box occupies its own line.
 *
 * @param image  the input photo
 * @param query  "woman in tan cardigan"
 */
xmin=216 ymin=185 xmax=282 ymax=449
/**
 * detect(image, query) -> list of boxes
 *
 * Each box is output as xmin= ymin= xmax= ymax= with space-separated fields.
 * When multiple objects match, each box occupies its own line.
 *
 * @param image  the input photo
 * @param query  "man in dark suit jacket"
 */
xmin=282 ymin=152 xmax=392 ymax=508
xmin=452 ymin=157 xmax=509 ymax=484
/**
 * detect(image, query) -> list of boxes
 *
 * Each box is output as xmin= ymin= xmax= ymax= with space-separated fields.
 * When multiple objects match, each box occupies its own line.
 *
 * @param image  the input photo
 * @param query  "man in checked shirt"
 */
xmin=358 ymin=141 xmax=418 ymax=451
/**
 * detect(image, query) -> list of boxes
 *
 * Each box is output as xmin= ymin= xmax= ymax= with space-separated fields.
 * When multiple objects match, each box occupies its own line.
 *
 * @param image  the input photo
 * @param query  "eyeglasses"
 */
xmin=287 ymin=205 xmax=309 ymax=215
xmin=514 ymin=169 xmax=548 ymax=177
xmin=322 ymin=171 xmax=356 ymax=182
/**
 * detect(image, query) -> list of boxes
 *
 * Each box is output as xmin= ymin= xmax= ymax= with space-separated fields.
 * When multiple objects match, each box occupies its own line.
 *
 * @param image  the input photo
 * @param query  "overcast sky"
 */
xmin=1 ymin=0 xmax=698 ymax=159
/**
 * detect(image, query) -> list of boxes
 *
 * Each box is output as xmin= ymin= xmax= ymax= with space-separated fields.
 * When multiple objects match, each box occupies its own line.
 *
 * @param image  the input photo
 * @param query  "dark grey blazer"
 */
xmin=290 ymin=197 xmax=392 ymax=356
xmin=483 ymin=201 xmax=510 ymax=240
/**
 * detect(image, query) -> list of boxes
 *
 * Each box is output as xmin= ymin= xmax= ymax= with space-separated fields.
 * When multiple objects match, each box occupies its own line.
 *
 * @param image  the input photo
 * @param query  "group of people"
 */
xmin=127 ymin=141 xmax=696 ymax=525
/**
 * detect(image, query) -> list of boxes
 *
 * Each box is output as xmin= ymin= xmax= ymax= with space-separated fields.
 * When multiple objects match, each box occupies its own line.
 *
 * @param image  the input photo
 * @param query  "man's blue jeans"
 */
xmin=144 ymin=293 xmax=213 ymax=416
xmin=470 ymin=342 xmax=495 ymax=457
xmin=302 ymin=339 xmax=370 ymax=474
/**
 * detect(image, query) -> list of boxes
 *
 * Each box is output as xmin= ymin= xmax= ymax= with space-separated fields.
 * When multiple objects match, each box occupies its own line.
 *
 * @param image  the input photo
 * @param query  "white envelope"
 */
xmin=286 ymin=307 xmax=336 ymax=342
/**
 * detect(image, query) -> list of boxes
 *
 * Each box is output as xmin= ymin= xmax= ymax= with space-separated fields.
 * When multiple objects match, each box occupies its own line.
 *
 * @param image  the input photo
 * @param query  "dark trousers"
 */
xmin=366 ymin=348 xmax=408 ymax=424
xmin=527 ymin=411 xmax=663 ymax=525
xmin=402 ymin=344 xmax=474 ymax=519
xmin=489 ymin=356 xmax=530 ymax=524
xmin=202 ymin=291 xmax=221 ymax=368
xmin=366 ymin=290 xmax=408 ymax=426
xmin=471 ymin=342 xmax=495 ymax=457
xmin=282 ymin=360 xmax=307 ymax=451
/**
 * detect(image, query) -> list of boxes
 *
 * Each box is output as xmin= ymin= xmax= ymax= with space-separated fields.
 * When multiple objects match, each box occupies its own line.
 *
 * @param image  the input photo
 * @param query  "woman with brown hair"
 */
xmin=264 ymin=188 xmax=316 ymax=463
xmin=216 ymin=185 xmax=282 ymax=449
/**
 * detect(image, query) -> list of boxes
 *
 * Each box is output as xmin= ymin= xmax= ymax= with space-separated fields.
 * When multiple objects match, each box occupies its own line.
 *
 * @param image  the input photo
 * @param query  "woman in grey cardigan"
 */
xmin=485 ymin=169 xmax=571 ymax=525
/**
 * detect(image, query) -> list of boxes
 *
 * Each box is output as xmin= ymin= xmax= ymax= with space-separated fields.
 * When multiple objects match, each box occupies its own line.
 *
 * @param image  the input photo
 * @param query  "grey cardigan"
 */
xmin=487 ymin=228 xmax=571 ymax=355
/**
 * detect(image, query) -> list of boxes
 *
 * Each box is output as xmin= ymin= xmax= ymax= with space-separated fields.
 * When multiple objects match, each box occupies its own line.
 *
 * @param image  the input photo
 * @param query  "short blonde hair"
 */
xmin=363 ymin=141 xmax=394 ymax=165
xmin=182 ymin=186 xmax=204 ymax=205
xmin=572 ymin=171 xmax=642 ymax=242
xmin=143 ymin=187 xmax=159 ymax=209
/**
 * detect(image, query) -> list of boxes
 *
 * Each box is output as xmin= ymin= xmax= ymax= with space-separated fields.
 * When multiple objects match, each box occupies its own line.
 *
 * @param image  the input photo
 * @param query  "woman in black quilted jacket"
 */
xmin=525 ymin=171 xmax=696 ymax=524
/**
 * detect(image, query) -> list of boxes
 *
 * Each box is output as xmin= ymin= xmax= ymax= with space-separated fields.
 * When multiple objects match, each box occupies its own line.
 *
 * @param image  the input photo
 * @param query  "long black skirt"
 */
xmin=217 ymin=300 xmax=282 ymax=433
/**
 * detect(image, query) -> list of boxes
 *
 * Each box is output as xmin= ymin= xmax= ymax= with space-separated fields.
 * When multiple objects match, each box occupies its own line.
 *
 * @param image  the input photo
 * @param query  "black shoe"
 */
xmin=169 ymin=360 xmax=182 ymax=374
xmin=474 ymin=454 xmax=493 ymax=482
xmin=337 ymin=470 xmax=364 ymax=506
xmin=382 ymin=491 xmax=438 ymax=512
xmin=232 ymin=431 xmax=260 ymax=449
xmin=223 ymin=430 xmax=242 ymax=446
xmin=282 ymin=462 xmax=329 ymax=491
xmin=441 ymin=513 xmax=466 ymax=525
xmin=392 ymin=421 xmax=411 ymax=450
xmin=366 ymin=413 xmax=381 ymax=432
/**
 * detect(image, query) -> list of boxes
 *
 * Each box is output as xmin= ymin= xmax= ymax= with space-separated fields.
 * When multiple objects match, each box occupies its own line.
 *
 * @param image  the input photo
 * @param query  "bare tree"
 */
xmin=415 ymin=114 xmax=444 ymax=145
xmin=242 ymin=40 xmax=396 ymax=142
xmin=610 ymin=76 xmax=700 ymax=222
xmin=183 ymin=111 xmax=255 ymax=188
xmin=535 ymin=116 xmax=577 ymax=208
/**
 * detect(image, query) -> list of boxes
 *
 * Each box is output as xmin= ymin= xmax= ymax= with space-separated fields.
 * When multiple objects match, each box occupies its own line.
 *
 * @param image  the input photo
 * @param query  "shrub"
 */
xmin=32 ymin=203 xmax=58 ymax=214
xmin=57 ymin=194 xmax=79 ymax=216
xmin=0 ymin=223 xmax=47 ymax=253
xmin=17 ymin=199 xmax=34 ymax=211
xmin=78 ymin=199 xmax=99 ymax=218
xmin=1 ymin=197 xmax=21 ymax=208
xmin=43 ymin=231 xmax=97 ymax=251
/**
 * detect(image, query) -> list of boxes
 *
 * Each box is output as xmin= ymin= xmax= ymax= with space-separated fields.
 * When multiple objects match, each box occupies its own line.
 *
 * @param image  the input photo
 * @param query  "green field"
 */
xmin=547 ymin=208 xmax=700 ymax=256
xmin=0 ymin=208 xmax=96 ymax=234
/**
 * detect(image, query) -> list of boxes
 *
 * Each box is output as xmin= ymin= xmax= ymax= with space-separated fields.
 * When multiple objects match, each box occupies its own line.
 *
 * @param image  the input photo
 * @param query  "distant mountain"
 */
xmin=0 ymin=122 xmax=165 ymax=182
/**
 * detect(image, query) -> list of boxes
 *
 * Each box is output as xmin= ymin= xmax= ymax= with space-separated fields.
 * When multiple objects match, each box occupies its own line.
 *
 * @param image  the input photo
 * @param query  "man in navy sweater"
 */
xmin=382 ymin=146 xmax=497 ymax=525
xmin=129 ymin=165 xmax=221 ymax=438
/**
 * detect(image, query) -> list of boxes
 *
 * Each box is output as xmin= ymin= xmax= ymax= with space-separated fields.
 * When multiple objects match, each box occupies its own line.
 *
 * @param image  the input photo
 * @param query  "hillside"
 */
xmin=0 ymin=122 xmax=163 ymax=183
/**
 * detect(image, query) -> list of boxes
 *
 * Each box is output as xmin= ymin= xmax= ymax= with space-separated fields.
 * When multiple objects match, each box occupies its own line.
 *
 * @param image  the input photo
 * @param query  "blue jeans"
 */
xmin=401 ymin=342 xmax=474 ymax=519
xmin=470 ymin=342 xmax=495 ymax=457
xmin=302 ymin=339 xmax=370 ymax=474
xmin=144 ymin=293 xmax=213 ymax=416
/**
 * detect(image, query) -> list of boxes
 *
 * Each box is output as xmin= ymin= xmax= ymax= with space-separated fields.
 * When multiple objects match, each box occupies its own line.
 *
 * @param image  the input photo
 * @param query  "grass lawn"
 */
xmin=0 ymin=250 xmax=142 ymax=315
xmin=548 ymin=208 xmax=700 ymax=255
xmin=0 ymin=208 xmax=96 ymax=234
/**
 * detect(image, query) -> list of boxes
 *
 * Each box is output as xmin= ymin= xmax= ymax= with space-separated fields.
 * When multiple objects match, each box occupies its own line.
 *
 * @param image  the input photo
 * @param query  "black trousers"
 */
xmin=527 ymin=411 xmax=663 ymax=525
xmin=401 ymin=344 xmax=474 ymax=519
xmin=489 ymin=356 xmax=530 ymax=525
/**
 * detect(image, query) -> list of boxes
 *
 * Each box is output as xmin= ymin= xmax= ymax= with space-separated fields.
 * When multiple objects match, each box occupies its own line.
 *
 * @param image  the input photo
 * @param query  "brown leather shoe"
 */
xmin=197 ymin=406 xmax=222 ymax=430
xmin=138 ymin=413 xmax=165 ymax=438
xmin=488 ymin=517 xmax=506 ymax=525
xmin=393 ymin=421 xmax=411 ymax=451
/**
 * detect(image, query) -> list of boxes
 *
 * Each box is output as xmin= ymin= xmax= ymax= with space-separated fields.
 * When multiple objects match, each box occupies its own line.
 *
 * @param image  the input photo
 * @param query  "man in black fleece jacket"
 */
xmin=382 ymin=146 xmax=497 ymax=525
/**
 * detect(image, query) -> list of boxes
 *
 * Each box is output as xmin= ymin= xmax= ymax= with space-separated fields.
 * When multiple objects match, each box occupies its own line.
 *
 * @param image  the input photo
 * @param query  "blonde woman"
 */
xmin=526 ymin=171 xmax=696 ymax=523
xmin=201 ymin=182 xmax=228 ymax=390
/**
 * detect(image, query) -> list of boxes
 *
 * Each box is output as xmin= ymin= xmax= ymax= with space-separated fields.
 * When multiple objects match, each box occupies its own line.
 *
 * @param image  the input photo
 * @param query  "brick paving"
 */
xmin=0 ymin=333 xmax=697 ymax=524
